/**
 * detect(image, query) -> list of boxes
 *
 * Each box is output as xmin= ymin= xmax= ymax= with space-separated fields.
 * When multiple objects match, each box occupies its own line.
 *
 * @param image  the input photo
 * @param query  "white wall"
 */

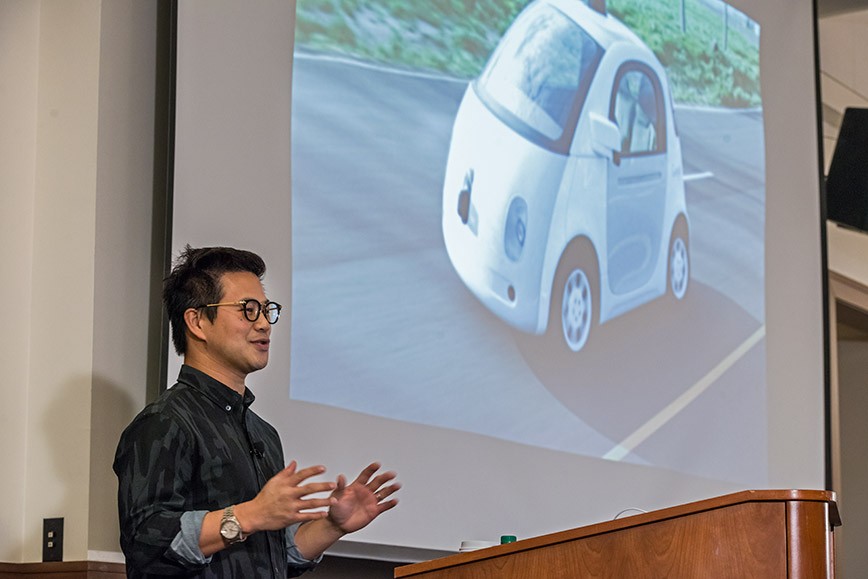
xmin=89 ymin=0 xmax=159 ymax=555
xmin=0 ymin=0 xmax=40 ymax=563
xmin=26 ymin=0 xmax=102 ymax=562
xmin=0 ymin=0 xmax=101 ymax=562
xmin=0 ymin=0 xmax=156 ymax=563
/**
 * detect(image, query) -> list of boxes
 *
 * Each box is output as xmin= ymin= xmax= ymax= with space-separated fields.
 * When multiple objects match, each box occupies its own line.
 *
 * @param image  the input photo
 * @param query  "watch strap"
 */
xmin=220 ymin=504 xmax=246 ymax=544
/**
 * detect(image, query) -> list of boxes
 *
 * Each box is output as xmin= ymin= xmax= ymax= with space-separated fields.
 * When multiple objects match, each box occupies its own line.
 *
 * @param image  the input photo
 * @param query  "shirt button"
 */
xmin=225 ymin=405 xmax=232 ymax=412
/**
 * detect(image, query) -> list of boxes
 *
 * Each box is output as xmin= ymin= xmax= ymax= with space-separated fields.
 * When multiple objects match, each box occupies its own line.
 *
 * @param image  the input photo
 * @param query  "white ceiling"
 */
xmin=817 ymin=4 xmax=868 ymax=170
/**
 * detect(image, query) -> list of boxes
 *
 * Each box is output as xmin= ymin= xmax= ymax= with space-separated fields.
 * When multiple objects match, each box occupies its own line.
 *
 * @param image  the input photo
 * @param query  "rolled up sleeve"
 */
xmin=285 ymin=523 xmax=322 ymax=574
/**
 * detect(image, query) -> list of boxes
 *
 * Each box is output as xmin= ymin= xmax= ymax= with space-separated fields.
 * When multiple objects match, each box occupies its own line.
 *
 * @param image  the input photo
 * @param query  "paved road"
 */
xmin=289 ymin=53 xmax=767 ymax=484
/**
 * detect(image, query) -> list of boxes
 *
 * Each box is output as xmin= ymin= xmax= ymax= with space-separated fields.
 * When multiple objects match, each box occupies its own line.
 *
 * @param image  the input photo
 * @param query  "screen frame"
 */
xmin=156 ymin=0 xmax=833 ymax=560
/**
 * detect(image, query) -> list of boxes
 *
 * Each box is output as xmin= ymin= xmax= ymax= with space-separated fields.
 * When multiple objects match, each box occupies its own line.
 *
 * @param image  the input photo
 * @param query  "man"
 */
xmin=113 ymin=246 xmax=399 ymax=577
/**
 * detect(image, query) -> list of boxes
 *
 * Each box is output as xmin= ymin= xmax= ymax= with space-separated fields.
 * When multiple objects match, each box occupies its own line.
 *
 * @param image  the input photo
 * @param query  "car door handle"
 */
xmin=618 ymin=172 xmax=663 ymax=186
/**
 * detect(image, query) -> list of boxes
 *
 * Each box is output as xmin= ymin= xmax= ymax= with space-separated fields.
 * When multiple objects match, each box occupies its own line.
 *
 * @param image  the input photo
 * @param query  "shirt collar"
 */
xmin=177 ymin=364 xmax=256 ymax=411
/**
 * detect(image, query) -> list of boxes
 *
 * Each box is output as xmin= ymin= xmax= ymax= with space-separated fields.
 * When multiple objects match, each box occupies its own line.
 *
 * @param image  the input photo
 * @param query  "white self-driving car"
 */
xmin=442 ymin=0 xmax=689 ymax=352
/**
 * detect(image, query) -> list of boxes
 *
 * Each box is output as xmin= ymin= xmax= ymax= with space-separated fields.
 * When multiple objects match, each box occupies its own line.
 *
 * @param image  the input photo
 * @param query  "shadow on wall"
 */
xmin=36 ymin=374 xmax=136 ymax=560
xmin=89 ymin=375 xmax=137 ymax=553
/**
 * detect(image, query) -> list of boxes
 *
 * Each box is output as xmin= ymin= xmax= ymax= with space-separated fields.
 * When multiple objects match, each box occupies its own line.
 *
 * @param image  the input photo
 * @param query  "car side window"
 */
xmin=611 ymin=66 xmax=665 ymax=156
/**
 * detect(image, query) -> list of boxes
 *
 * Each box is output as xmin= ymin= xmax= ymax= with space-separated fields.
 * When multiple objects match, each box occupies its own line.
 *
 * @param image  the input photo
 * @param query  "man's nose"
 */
xmin=254 ymin=311 xmax=271 ymax=331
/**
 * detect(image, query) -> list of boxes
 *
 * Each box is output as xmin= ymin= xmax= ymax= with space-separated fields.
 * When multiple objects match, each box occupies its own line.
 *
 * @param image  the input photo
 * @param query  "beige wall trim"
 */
xmin=830 ymin=270 xmax=868 ymax=312
xmin=827 ymin=268 xmax=868 ymax=578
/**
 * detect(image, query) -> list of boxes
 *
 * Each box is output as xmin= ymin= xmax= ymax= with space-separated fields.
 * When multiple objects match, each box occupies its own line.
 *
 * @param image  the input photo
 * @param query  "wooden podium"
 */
xmin=395 ymin=490 xmax=840 ymax=579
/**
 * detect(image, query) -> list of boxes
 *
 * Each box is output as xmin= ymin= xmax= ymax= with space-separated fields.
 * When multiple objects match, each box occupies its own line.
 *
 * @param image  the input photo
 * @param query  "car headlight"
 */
xmin=504 ymin=197 xmax=528 ymax=262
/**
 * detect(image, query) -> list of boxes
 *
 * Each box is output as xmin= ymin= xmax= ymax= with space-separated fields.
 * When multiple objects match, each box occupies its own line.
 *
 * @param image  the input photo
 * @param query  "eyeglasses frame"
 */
xmin=199 ymin=299 xmax=282 ymax=324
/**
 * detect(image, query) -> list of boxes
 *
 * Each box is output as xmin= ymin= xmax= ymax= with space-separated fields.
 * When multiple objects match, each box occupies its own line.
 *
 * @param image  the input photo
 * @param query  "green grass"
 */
xmin=608 ymin=0 xmax=760 ymax=106
xmin=294 ymin=0 xmax=761 ymax=107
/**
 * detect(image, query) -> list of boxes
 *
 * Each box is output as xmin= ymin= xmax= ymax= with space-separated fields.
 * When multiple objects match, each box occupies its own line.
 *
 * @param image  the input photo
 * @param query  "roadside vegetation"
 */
xmin=295 ymin=0 xmax=760 ymax=107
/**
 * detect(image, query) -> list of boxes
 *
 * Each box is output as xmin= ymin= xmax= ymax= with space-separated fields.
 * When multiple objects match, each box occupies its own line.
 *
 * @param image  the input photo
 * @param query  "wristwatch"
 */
xmin=220 ymin=505 xmax=246 ymax=544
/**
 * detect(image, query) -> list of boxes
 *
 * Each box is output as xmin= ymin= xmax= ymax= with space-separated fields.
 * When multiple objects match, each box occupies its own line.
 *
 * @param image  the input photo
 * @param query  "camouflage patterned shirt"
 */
xmin=114 ymin=365 xmax=317 ymax=578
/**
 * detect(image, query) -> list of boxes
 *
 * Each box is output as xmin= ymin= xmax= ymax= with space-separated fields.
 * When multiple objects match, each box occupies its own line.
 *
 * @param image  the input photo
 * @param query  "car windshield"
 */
xmin=477 ymin=3 xmax=602 ymax=148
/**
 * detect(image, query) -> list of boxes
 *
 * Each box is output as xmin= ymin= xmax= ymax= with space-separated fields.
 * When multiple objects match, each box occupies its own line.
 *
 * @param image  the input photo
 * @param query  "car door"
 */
xmin=605 ymin=63 xmax=667 ymax=296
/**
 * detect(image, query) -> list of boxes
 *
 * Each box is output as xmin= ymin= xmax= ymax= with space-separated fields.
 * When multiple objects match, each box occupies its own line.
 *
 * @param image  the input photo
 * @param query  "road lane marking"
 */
xmin=684 ymin=171 xmax=714 ymax=181
xmin=294 ymin=51 xmax=467 ymax=84
xmin=602 ymin=325 xmax=766 ymax=461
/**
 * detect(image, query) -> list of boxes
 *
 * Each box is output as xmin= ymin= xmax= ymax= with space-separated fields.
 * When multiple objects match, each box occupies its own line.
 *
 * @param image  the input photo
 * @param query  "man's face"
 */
xmin=199 ymin=271 xmax=272 ymax=382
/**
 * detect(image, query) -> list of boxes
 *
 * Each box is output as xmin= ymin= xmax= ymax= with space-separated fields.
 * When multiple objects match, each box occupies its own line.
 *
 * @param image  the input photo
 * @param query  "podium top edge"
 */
xmin=394 ymin=489 xmax=839 ymax=578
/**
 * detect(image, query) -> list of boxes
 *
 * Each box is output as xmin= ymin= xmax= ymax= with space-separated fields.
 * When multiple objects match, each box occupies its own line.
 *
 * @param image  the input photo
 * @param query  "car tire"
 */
xmin=549 ymin=241 xmax=599 ymax=353
xmin=668 ymin=218 xmax=689 ymax=300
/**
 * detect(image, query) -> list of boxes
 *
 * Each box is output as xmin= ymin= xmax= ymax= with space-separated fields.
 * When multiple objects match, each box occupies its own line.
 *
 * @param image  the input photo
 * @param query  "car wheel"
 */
xmin=668 ymin=219 xmax=689 ymax=300
xmin=550 ymin=243 xmax=598 ymax=353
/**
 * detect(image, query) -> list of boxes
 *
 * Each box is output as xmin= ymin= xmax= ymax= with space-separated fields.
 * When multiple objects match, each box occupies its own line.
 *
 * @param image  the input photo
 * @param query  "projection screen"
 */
xmin=170 ymin=0 xmax=827 ymax=559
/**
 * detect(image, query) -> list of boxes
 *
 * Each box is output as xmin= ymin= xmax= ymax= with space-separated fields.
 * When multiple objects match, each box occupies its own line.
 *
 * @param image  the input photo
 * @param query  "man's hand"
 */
xmin=289 ymin=462 xmax=401 ymax=560
xmin=327 ymin=462 xmax=400 ymax=534
xmin=236 ymin=461 xmax=338 ymax=533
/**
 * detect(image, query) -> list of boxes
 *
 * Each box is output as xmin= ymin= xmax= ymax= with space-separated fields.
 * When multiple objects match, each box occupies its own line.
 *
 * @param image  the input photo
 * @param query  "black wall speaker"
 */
xmin=826 ymin=107 xmax=868 ymax=232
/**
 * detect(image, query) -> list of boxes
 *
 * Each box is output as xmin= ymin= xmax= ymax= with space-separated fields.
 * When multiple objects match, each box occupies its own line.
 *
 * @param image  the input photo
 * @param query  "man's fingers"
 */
xmin=351 ymin=462 xmax=382 ymax=485
xmin=283 ymin=463 xmax=327 ymax=484
xmin=295 ymin=496 xmax=337 ymax=512
xmin=291 ymin=509 xmax=330 ymax=522
xmin=367 ymin=471 xmax=398 ymax=493
xmin=373 ymin=482 xmax=401 ymax=502
xmin=296 ymin=481 xmax=338 ymax=497
xmin=378 ymin=498 xmax=399 ymax=513
xmin=334 ymin=474 xmax=347 ymax=492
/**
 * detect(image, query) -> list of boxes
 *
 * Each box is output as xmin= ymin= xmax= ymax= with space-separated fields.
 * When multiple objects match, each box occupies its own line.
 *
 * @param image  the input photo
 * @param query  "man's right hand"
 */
xmin=199 ymin=461 xmax=337 ymax=556
xmin=236 ymin=461 xmax=337 ymax=533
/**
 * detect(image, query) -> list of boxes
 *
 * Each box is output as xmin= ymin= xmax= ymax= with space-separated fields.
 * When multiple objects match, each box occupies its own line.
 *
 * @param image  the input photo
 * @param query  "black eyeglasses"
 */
xmin=200 ymin=299 xmax=282 ymax=324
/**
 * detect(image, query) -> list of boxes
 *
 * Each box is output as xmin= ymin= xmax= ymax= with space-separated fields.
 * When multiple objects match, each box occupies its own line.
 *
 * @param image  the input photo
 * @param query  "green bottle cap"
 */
xmin=500 ymin=535 xmax=517 ymax=544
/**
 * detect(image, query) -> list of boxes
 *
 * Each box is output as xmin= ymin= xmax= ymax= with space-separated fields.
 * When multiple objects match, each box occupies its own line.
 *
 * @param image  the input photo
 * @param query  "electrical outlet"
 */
xmin=43 ymin=518 xmax=63 ymax=562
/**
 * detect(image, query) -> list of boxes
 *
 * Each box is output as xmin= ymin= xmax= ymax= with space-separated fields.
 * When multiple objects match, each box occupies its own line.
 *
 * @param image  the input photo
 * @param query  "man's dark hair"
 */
xmin=163 ymin=245 xmax=267 ymax=355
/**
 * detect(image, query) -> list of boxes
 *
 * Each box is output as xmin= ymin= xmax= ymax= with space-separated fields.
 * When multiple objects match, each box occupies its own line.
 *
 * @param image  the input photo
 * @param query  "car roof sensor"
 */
xmin=583 ymin=0 xmax=607 ymax=15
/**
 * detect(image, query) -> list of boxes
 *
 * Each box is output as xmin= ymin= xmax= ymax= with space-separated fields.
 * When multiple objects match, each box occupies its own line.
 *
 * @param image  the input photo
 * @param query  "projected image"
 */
xmin=291 ymin=0 xmax=766 ymax=484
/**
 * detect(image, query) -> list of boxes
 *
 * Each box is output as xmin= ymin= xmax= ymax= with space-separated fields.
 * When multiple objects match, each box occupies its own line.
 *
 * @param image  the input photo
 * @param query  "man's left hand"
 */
xmin=327 ymin=462 xmax=400 ymax=533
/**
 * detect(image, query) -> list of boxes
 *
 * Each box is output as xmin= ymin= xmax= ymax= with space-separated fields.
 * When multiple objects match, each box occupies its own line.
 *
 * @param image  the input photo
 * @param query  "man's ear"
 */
xmin=183 ymin=307 xmax=209 ymax=344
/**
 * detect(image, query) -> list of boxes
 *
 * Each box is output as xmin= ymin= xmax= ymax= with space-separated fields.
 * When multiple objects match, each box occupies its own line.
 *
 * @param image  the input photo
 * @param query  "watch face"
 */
xmin=221 ymin=520 xmax=241 ymax=539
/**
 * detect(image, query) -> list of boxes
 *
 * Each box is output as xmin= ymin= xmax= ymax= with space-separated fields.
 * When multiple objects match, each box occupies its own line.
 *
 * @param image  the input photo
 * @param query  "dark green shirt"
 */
xmin=114 ymin=365 xmax=316 ymax=578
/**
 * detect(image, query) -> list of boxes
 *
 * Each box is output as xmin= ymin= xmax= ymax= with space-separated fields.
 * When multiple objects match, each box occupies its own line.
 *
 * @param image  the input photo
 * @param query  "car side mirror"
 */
xmin=589 ymin=113 xmax=622 ymax=165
